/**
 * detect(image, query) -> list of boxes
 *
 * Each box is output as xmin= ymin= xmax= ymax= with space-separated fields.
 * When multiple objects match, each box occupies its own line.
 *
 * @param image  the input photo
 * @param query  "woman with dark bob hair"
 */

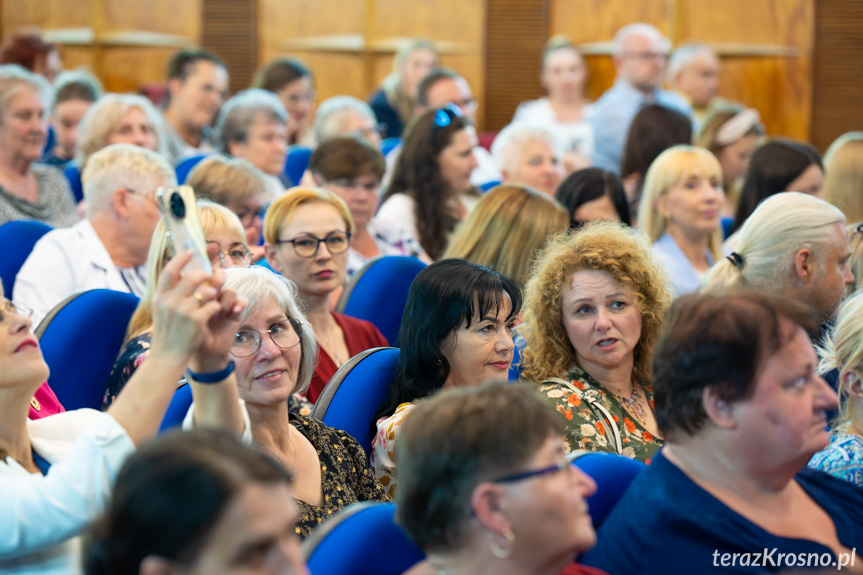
xmin=521 ymin=222 xmax=672 ymax=462
xmin=397 ymin=382 xmax=602 ymax=575
xmin=84 ymin=430 xmax=306 ymax=575
xmin=581 ymin=291 xmax=863 ymax=574
xmin=371 ymin=259 xmax=522 ymax=497
xmin=377 ymin=106 xmax=481 ymax=261
xmin=555 ymin=168 xmax=631 ymax=228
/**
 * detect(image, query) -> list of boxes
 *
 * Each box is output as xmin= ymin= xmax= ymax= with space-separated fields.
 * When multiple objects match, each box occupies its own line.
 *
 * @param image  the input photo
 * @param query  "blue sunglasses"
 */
xmin=432 ymin=103 xmax=463 ymax=131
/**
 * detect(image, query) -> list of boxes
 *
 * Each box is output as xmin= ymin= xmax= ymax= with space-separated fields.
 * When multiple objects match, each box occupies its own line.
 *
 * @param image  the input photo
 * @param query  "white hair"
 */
xmin=223 ymin=266 xmax=317 ymax=395
xmin=490 ymin=122 xmax=562 ymax=173
xmin=215 ymin=88 xmax=288 ymax=154
xmin=82 ymin=143 xmax=176 ymax=216
xmin=314 ymin=96 xmax=376 ymax=143
xmin=0 ymin=64 xmax=53 ymax=115
xmin=613 ymin=23 xmax=669 ymax=56
xmin=667 ymin=43 xmax=716 ymax=83
xmin=76 ymin=93 xmax=169 ymax=166
xmin=703 ymin=192 xmax=846 ymax=294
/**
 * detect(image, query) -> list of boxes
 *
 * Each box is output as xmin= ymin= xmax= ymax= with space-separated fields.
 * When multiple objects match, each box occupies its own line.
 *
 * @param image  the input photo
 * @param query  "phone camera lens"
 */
xmin=170 ymin=192 xmax=186 ymax=219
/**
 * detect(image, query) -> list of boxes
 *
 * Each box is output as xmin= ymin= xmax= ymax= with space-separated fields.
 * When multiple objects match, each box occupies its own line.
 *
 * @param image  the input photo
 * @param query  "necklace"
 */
xmin=613 ymin=382 xmax=647 ymax=425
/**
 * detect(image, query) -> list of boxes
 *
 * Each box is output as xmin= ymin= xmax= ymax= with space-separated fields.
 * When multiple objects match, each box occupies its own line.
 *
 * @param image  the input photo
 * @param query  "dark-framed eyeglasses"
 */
xmin=276 ymin=231 xmax=352 ymax=258
xmin=207 ymin=242 xmax=253 ymax=268
xmin=491 ymin=451 xmax=580 ymax=484
xmin=853 ymin=223 xmax=863 ymax=238
xmin=230 ymin=318 xmax=302 ymax=358
xmin=0 ymin=299 xmax=33 ymax=322
xmin=432 ymin=103 xmax=462 ymax=131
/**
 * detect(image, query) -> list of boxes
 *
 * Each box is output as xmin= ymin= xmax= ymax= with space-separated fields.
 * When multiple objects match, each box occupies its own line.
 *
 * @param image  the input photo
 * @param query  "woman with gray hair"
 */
xmin=0 ymin=65 xmax=77 ymax=227
xmin=222 ymin=265 xmax=390 ymax=537
xmin=314 ymin=95 xmax=382 ymax=146
xmin=491 ymin=122 xmax=564 ymax=196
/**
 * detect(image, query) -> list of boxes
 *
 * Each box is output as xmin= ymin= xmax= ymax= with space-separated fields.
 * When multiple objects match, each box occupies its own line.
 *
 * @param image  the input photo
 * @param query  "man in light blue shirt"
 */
xmin=591 ymin=23 xmax=692 ymax=174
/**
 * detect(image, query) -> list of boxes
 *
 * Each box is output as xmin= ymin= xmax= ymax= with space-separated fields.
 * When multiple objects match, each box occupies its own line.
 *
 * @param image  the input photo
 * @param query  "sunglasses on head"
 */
xmin=432 ymin=103 xmax=463 ymax=131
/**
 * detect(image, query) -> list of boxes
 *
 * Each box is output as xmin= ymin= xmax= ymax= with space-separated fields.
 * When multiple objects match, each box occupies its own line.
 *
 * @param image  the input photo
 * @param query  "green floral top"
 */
xmin=536 ymin=367 xmax=664 ymax=464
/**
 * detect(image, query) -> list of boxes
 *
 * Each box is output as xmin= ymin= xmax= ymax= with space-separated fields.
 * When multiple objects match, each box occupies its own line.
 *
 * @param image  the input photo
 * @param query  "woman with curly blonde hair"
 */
xmin=521 ymin=221 xmax=672 ymax=462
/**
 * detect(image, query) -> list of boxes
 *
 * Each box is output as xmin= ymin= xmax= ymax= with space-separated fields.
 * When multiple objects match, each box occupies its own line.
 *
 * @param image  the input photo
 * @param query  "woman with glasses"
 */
xmin=309 ymin=137 xmax=424 ymax=276
xmin=103 ymin=201 xmax=253 ymax=409
xmin=397 ymin=382 xmax=604 ymax=575
xmin=264 ymin=188 xmax=388 ymax=403
xmin=378 ymin=106 xmax=480 ymax=261
xmin=223 ymin=266 xmax=390 ymax=537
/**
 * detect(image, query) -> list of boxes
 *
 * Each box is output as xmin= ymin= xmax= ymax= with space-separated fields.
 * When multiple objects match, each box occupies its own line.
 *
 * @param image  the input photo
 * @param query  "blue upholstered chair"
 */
xmin=480 ymin=180 xmax=502 ymax=192
xmin=311 ymin=347 xmax=399 ymax=456
xmin=63 ymin=164 xmax=84 ymax=204
xmin=34 ymin=289 xmax=139 ymax=411
xmin=159 ymin=383 xmax=193 ymax=433
xmin=284 ymin=145 xmax=312 ymax=186
xmin=0 ymin=220 xmax=53 ymax=296
xmin=303 ymin=502 xmax=424 ymax=575
xmin=175 ymin=153 xmax=211 ymax=184
xmin=573 ymin=451 xmax=646 ymax=528
xmin=335 ymin=255 xmax=426 ymax=347
xmin=379 ymin=137 xmax=402 ymax=157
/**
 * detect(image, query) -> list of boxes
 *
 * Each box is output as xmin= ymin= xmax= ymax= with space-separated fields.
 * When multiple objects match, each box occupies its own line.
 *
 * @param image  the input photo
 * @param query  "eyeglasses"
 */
xmin=0 ymin=299 xmax=32 ymax=322
xmin=230 ymin=319 xmax=302 ymax=358
xmin=276 ymin=231 xmax=352 ymax=258
xmin=621 ymin=51 xmax=668 ymax=61
xmin=282 ymin=90 xmax=317 ymax=105
xmin=328 ymin=178 xmax=380 ymax=194
xmin=432 ymin=104 xmax=462 ymax=131
xmin=350 ymin=123 xmax=385 ymax=141
xmin=207 ymin=242 xmax=253 ymax=268
xmin=125 ymin=187 xmax=157 ymax=204
xmin=491 ymin=451 xmax=581 ymax=484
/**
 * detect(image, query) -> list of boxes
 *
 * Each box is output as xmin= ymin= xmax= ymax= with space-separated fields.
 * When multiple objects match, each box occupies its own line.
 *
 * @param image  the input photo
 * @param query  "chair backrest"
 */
xmin=159 ymin=383 xmax=193 ymax=433
xmin=336 ymin=255 xmax=426 ymax=347
xmin=303 ymin=502 xmax=424 ymax=575
xmin=573 ymin=451 xmax=646 ymax=528
xmin=0 ymin=220 xmax=53 ymax=296
xmin=311 ymin=347 xmax=399 ymax=455
xmin=175 ymin=153 xmax=212 ymax=184
xmin=284 ymin=145 xmax=312 ymax=186
xmin=63 ymin=164 xmax=84 ymax=204
xmin=35 ymin=289 xmax=140 ymax=411
xmin=479 ymin=179 xmax=502 ymax=192
xmin=379 ymin=137 xmax=402 ymax=157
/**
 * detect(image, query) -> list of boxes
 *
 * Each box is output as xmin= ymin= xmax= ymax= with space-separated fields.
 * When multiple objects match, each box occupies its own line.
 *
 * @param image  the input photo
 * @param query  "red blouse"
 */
xmin=307 ymin=312 xmax=388 ymax=403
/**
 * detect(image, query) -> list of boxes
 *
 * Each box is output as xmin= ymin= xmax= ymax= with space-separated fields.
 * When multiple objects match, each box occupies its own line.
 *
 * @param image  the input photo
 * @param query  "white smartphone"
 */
xmin=156 ymin=185 xmax=213 ymax=276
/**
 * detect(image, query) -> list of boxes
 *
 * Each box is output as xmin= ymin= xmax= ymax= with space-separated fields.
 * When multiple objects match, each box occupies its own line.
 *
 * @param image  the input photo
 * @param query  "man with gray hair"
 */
xmin=14 ymin=144 xmax=176 ymax=325
xmin=590 ymin=23 xmax=691 ymax=174
xmin=314 ymin=95 xmax=382 ymax=146
xmin=667 ymin=43 xmax=725 ymax=128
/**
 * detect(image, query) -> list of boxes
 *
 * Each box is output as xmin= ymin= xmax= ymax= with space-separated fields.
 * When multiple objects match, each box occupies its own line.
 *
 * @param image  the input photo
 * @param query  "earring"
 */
xmin=490 ymin=528 xmax=515 ymax=559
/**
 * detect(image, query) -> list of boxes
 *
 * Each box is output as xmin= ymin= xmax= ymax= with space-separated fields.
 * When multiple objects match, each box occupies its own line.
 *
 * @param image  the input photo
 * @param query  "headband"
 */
xmin=715 ymin=109 xmax=761 ymax=147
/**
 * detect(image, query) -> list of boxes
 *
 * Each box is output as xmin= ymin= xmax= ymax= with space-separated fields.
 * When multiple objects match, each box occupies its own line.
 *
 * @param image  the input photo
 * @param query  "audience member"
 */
xmin=103 ymin=201 xmax=252 ymax=409
xmin=369 ymin=39 xmax=438 ymax=139
xmin=314 ymin=96 xmax=382 ymax=146
xmin=222 ymin=266 xmax=390 ymax=536
xmin=619 ymin=103 xmax=693 ymax=218
xmin=667 ymin=43 xmax=725 ymax=127
xmin=513 ymin=35 xmax=594 ymax=171
xmin=637 ymin=145 xmax=723 ymax=296
xmin=581 ymin=291 xmax=863 ymax=574
xmin=704 ymin=192 xmax=853 ymax=326
xmin=77 ymin=93 xmax=168 ymax=170
xmin=590 ymin=23 xmax=691 ymax=174
xmin=0 ymin=29 xmax=61 ymax=82
xmin=521 ymin=222 xmax=672 ymax=462
xmin=555 ymin=168 xmax=630 ymax=228
xmin=251 ymin=57 xmax=316 ymax=146
xmin=695 ymin=105 xmax=765 ymax=217
xmin=309 ymin=137 xmax=423 ymax=276
xmin=379 ymin=106 xmax=480 ymax=260
xmin=443 ymin=184 xmax=568 ymax=286
xmin=0 ymin=65 xmax=77 ymax=227
xmin=264 ymin=188 xmax=388 ymax=403
xmin=372 ymin=259 xmax=521 ymax=497
xmin=42 ymin=70 xmax=102 ymax=168
xmin=848 ymin=223 xmax=863 ymax=295
xmin=186 ymin=155 xmax=271 ymax=261
xmin=729 ymin=138 xmax=824 ymax=239
xmin=0 ymin=250 xmax=247 ymax=573
xmin=490 ymin=123 xmax=564 ymax=196
xmin=397 ymin=383 xmax=602 ymax=575
xmin=809 ymin=292 xmax=863 ymax=486
xmin=215 ymin=88 xmax=289 ymax=187
xmin=161 ymin=49 xmax=228 ymax=162
xmin=84 ymin=430 xmax=306 ymax=575
xmin=14 ymin=144 xmax=174 ymax=325
xmin=821 ymin=132 xmax=863 ymax=224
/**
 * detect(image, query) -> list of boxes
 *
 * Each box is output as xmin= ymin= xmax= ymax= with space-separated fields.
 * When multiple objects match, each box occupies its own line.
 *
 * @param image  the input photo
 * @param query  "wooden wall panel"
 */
xmin=203 ymin=0 xmax=256 ymax=92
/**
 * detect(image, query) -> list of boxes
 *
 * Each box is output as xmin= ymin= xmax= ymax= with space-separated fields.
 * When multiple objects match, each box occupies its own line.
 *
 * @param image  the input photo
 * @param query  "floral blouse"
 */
xmin=370 ymin=401 xmax=416 ymax=498
xmin=536 ymin=367 xmax=664 ymax=464
xmin=808 ymin=426 xmax=863 ymax=487
xmin=290 ymin=413 xmax=391 ymax=537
